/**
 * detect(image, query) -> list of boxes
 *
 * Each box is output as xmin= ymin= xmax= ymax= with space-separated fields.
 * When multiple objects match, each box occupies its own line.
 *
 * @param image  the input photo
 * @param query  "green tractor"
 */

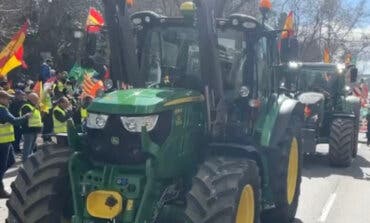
xmin=283 ymin=62 xmax=360 ymax=167
xmin=7 ymin=1 xmax=304 ymax=223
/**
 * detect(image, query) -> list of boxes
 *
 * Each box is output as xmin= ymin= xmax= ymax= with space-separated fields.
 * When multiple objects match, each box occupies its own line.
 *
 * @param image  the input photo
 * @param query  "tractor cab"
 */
xmin=131 ymin=10 xmax=203 ymax=91
xmin=130 ymin=10 xmax=286 ymax=144
xmin=286 ymin=62 xmax=346 ymax=110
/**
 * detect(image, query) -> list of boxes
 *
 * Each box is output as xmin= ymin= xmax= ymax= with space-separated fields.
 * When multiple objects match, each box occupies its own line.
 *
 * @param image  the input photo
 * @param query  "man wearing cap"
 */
xmin=20 ymin=93 xmax=43 ymax=161
xmin=0 ymin=90 xmax=30 ymax=198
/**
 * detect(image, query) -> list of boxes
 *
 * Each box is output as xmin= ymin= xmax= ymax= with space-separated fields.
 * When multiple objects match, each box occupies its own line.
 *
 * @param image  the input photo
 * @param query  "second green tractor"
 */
xmin=283 ymin=62 xmax=360 ymax=167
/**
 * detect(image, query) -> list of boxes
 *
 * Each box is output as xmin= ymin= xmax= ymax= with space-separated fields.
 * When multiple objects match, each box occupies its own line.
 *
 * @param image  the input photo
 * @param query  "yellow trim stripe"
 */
xmin=164 ymin=95 xmax=204 ymax=106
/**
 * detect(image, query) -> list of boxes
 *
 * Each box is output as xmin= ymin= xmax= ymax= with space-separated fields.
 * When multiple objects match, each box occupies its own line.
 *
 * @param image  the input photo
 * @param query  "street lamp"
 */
xmin=73 ymin=30 xmax=83 ymax=39
xmin=73 ymin=29 xmax=84 ymax=65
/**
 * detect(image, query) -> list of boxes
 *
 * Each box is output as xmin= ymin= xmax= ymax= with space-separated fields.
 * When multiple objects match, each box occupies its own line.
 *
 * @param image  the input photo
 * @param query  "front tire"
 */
xmin=329 ymin=118 xmax=354 ymax=167
xmin=184 ymin=157 xmax=261 ymax=223
xmin=7 ymin=146 xmax=72 ymax=223
xmin=265 ymin=129 xmax=302 ymax=223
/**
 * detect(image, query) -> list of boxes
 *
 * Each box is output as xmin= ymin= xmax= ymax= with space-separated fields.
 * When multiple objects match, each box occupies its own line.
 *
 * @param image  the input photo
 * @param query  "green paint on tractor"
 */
xmin=89 ymin=88 xmax=204 ymax=114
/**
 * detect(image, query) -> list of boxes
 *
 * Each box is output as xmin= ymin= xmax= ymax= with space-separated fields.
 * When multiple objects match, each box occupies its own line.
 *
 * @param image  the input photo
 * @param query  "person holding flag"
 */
xmin=0 ymin=90 xmax=30 ymax=198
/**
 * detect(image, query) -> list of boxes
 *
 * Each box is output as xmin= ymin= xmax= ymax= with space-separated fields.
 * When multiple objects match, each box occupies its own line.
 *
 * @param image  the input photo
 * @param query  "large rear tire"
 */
xmin=6 ymin=146 xmax=72 ymax=223
xmin=184 ymin=157 xmax=261 ymax=223
xmin=329 ymin=118 xmax=354 ymax=167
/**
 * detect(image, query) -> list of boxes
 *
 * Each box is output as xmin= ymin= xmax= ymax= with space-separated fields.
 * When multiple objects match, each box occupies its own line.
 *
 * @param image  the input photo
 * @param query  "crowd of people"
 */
xmin=0 ymin=58 xmax=92 ymax=199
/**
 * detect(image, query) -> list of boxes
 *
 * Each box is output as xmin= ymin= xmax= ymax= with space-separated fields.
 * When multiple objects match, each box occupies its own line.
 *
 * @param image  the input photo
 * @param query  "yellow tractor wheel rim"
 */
xmin=236 ymin=184 xmax=255 ymax=223
xmin=287 ymin=137 xmax=299 ymax=205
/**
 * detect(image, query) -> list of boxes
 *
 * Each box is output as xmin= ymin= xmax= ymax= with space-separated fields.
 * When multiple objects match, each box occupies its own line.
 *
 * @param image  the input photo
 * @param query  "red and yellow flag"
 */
xmin=345 ymin=53 xmax=352 ymax=65
xmin=86 ymin=7 xmax=105 ymax=33
xmin=33 ymin=81 xmax=49 ymax=113
xmin=323 ymin=48 xmax=330 ymax=63
xmin=0 ymin=22 xmax=28 ymax=77
xmin=281 ymin=11 xmax=294 ymax=39
xmin=82 ymin=74 xmax=104 ymax=98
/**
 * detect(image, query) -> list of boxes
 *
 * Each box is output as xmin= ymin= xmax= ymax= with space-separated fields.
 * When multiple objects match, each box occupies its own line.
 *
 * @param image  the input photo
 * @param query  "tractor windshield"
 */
xmin=140 ymin=26 xmax=202 ymax=89
xmin=140 ymin=25 xmax=246 ymax=91
xmin=218 ymin=29 xmax=246 ymax=92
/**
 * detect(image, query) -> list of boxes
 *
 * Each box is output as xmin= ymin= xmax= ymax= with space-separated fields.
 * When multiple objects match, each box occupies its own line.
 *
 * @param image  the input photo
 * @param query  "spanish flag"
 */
xmin=0 ymin=22 xmax=28 ymax=77
xmin=323 ymin=48 xmax=330 ymax=63
xmin=281 ymin=11 xmax=294 ymax=39
xmin=85 ymin=7 xmax=105 ymax=33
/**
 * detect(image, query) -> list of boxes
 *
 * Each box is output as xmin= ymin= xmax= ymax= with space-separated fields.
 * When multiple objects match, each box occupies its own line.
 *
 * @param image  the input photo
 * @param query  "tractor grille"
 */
xmin=86 ymin=111 xmax=172 ymax=165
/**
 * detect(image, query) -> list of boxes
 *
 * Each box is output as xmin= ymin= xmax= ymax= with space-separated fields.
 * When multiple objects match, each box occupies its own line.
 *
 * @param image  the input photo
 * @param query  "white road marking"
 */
xmin=317 ymin=192 xmax=337 ymax=222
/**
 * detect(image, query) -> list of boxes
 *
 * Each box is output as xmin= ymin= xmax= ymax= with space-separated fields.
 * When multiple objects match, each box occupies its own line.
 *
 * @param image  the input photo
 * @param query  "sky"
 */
xmin=346 ymin=0 xmax=370 ymax=74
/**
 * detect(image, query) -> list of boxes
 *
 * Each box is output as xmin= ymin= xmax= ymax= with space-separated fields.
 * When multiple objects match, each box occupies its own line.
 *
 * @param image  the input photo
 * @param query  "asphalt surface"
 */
xmin=295 ymin=134 xmax=370 ymax=223
xmin=1 ymin=136 xmax=370 ymax=222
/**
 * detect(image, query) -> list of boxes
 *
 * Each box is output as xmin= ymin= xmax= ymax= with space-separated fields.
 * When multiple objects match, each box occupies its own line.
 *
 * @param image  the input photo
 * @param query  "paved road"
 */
xmin=1 ymin=137 xmax=370 ymax=222
xmin=0 ymin=155 xmax=21 ymax=221
xmin=295 ymin=134 xmax=370 ymax=223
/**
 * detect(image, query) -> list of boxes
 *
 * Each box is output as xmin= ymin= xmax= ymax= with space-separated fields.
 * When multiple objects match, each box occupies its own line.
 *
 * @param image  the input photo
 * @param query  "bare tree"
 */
xmin=273 ymin=0 xmax=370 ymax=62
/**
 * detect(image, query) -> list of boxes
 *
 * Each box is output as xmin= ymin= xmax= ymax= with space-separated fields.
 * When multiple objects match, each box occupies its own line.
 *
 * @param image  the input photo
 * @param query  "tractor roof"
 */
xmin=286 ymin=62 xmax=346 ymax=74
xmin=131 ymin=11 xmax=271 ymax=32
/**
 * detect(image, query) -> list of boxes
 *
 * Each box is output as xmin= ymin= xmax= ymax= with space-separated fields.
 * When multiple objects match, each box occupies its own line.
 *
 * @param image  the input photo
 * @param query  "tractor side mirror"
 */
xmin=281 ymin=37 xmax=298 ymax=63
xmin=350 ymin=67 xmax=358 ymax=83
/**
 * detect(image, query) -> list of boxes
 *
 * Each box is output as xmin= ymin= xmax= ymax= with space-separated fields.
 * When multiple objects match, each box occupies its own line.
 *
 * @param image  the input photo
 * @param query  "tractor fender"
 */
xmin=341 ymin=95 xmax=361 ymax=127
xmin=332 ymin=113 xmax=356 ymax=120
xmin=208 ymin=142 xmax=267 ymax=186
xmin=342 ymin=95 xmax=361 ymax=115
xmin=269 ymin=98 xmax=304 ymax=148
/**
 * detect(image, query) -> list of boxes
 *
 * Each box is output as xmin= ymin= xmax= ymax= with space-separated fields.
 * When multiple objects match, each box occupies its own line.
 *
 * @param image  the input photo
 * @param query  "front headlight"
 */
xmin=87 ymin=113 xmax=109 ymax=129
xmin=120 ymin=115 xmax=159 ymax=132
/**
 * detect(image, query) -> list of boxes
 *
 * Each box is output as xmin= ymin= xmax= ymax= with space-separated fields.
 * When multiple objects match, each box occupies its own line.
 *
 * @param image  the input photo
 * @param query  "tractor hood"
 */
xmin=88 ymin=88 xmax=204 ymax=115
xmin=297 ymin=92 xmax=325 ymax=105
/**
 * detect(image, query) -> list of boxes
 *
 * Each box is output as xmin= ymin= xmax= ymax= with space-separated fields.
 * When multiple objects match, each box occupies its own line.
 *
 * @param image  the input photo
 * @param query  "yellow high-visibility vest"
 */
xmin=80 ymin=108 xmax=88 ymax=119
xmin=57 ymin=81 xmax=65 ymax=92
xmin=0 ymin=105 xmax=15 ymax=143
xmin=20 ymin=104 xmax=43 ymax=128
xmin=53 ymin=106 xmax=67 ymax=133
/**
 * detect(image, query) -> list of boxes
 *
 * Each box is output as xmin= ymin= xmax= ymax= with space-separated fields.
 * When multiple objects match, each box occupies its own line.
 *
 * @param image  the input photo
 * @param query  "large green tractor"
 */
xmin=7 ymin=1 xmax=304 ymax=223
xmin=283 ymin=62 xmax=360 ymax=167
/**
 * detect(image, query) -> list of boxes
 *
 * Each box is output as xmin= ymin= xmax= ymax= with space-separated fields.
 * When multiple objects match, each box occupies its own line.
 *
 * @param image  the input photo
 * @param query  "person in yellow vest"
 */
xmin=41 ymin=84 xmax=54 ymax=143
xmin=53 ymin=97 xmax=73 ymax=134
xmin=53 ymin=71 xmax=68 ymax=99
xmin=20 ymin=93 xmax=43 ymax=162
xmin=80 ymin=96 xmax=92 ymax=121
xmin=0 ymin=90 xmax=30 ymax=198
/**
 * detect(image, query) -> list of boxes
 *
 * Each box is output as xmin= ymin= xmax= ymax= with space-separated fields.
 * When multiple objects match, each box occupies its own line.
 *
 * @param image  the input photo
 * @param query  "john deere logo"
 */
xmin=111 ymin=137 xmax=120 ymax=146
